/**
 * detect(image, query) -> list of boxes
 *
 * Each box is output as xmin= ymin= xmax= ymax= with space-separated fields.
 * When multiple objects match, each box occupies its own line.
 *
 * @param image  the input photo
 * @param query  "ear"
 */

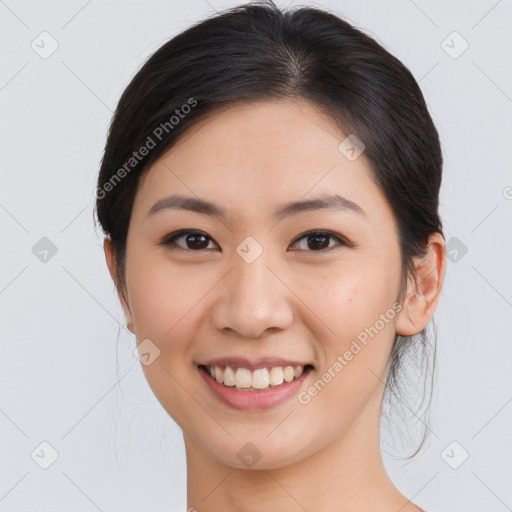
xmin=103 ymin=237 xmax=135 ymax=334
xmin=396 ymin=232 xmax=446 ymax=336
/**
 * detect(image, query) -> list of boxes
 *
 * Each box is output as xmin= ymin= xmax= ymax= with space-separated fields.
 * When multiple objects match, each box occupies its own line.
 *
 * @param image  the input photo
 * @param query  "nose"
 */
xmin=210 ymin=253 xmax=294 ymax=339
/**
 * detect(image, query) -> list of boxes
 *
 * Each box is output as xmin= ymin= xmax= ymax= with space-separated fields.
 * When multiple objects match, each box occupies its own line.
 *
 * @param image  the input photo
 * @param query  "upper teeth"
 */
xmin=207 ymin=365 xmax=305 ymax=390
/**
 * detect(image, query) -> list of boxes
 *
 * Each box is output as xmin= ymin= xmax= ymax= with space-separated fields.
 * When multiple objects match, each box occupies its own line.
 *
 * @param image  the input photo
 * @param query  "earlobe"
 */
xmin=103 ymin=237 xmax=135 ymax=334
xmin=396 ymin=232 xmax=446 ymax=336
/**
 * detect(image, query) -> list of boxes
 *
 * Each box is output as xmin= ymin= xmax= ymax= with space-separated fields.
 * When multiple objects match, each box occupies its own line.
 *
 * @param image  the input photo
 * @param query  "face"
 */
xmin=113 ymin=99 xmax=409 ymax=469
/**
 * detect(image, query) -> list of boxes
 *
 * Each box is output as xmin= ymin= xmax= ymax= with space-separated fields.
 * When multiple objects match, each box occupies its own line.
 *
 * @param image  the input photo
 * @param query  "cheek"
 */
xmin=317 ymin=265 xmax=401 ymax=401
xmin=125 ymin=251 xmax=206 ymax=352
xmin=125 ymin=255 xmax=209 ymax=423
xmin=291 ymin=280 xmax=399 ymax=445
xmin=298 ymin=259 xmax=401 ymax=349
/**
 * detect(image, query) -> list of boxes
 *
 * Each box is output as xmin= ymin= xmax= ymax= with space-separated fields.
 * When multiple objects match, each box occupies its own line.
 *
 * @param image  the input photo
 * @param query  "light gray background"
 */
xmin=1 ymin=0 xmax=511 ymax=511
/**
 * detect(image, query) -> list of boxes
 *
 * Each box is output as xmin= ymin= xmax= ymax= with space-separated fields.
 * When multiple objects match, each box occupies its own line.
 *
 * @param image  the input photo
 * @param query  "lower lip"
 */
xmin=198 ymin=366 xmax=312 ymax=411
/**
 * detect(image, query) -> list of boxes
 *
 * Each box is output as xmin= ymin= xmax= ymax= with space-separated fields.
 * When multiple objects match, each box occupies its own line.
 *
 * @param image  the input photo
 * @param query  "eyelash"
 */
xmin=160 ymin=229 xmax=349 ymax=253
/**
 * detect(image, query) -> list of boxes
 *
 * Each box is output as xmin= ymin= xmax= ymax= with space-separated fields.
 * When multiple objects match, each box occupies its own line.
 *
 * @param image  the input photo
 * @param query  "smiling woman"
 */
xmin=94 ymin=1 xmax=446 ymax=510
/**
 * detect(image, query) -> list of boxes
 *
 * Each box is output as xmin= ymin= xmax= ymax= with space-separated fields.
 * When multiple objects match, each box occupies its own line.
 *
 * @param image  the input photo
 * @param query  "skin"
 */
xmin=104 ymin=98 xmax=446 ymax=512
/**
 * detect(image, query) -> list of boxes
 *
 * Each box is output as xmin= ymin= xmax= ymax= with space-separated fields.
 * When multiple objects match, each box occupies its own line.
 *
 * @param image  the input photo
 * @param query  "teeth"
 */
xmin=235 ymin=368 xmax=252 ymax=388
xmin=252 ymin=368 xmax=269 ymax=389
xmin=269 ymin=367 xmax=284 ymax=386
xmin=283 ymin=366 xmax=295 ymax=382
xmin=223 ymin=366 xmax=236 ymax=386
xmin=205 ymin=364 xmax=309 ymax=390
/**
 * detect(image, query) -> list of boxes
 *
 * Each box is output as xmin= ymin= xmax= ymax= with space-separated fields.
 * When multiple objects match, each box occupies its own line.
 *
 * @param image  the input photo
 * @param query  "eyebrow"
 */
xmin=146 ymin=193 xmax=366 ymax=221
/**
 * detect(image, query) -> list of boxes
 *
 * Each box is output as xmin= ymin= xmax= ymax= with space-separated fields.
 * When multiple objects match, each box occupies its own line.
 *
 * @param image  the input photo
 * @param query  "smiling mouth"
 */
xmin=199 ymin=364 xmax=315 ymax=391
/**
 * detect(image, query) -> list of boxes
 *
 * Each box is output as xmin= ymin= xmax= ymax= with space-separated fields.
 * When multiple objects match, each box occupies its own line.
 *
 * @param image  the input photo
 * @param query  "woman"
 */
xmin=95 ymin=1 xmax=446 ymax=510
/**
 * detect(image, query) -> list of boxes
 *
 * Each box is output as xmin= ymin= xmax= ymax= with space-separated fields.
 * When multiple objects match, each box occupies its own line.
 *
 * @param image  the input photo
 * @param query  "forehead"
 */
xmin=133 ymin=99 xmax=391 ymax=225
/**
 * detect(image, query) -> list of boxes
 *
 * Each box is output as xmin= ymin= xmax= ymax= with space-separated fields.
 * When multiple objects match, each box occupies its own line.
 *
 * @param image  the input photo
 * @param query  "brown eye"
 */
xmin=290 ymin=230 xmax=347 ymax=252
xmin=162 ymin=230 xmax=218 ymax=251
xmin=161 ymin=229 xmax=347 ymax=253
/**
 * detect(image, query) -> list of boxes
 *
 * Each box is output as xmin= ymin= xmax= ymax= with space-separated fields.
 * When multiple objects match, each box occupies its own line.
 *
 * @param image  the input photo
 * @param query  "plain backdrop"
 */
xmin=1 ymin=0 xmax=511 ymax=511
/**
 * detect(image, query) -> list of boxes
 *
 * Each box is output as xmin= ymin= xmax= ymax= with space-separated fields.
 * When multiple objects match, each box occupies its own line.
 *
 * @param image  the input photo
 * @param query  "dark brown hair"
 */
xmin=95 ymin=0 xmax=444 ymax=458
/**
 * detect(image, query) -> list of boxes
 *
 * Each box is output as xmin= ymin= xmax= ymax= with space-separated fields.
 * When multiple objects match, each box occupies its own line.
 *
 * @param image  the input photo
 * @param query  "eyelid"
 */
xmin=290 ymin=230 xmax=349 ymax=250
xmin=161 ymin=229 xmax=351 ymax=252
xmin=161 ymin=229 xmax=219 ymax=250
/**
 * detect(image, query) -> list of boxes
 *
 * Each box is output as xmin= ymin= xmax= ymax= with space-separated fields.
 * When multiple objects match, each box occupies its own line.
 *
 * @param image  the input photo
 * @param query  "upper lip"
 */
xmin=199 ymin=357 xmax=314 ymax=371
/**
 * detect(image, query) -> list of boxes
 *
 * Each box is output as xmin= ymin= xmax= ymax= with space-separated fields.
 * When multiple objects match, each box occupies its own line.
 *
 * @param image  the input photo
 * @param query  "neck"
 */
xmin=184 ymin=397 xmax=422 ymax=512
